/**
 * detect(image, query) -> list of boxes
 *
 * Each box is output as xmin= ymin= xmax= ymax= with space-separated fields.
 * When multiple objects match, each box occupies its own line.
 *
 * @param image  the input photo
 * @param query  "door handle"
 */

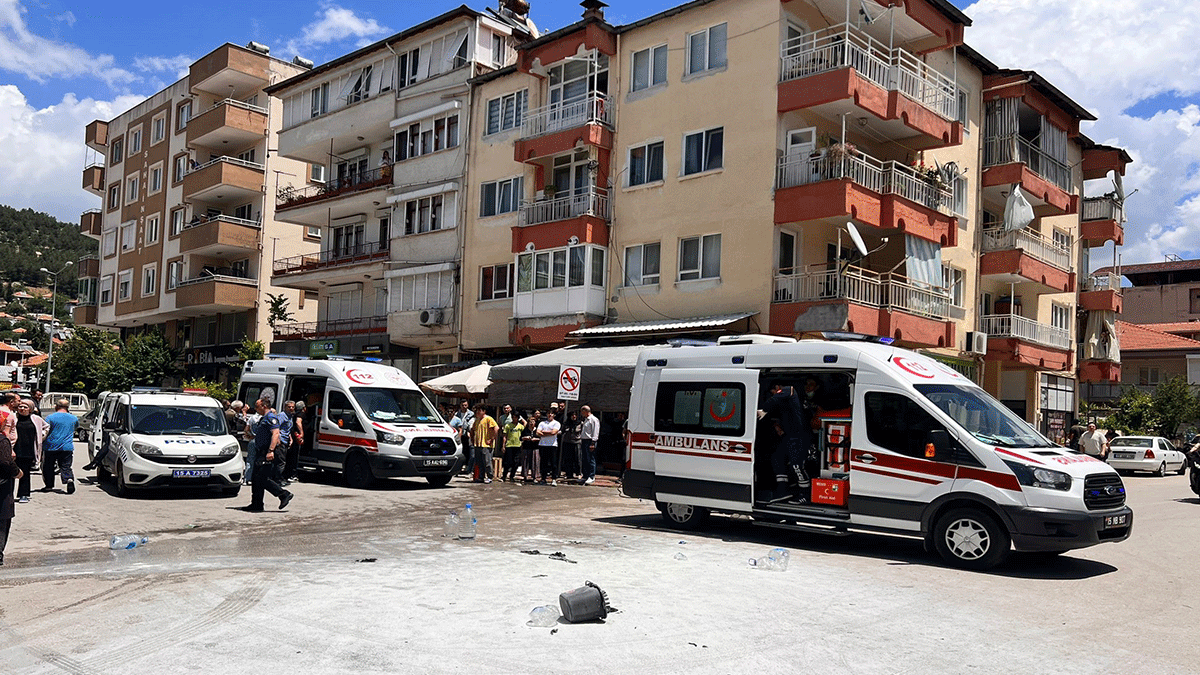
xmin=858 ymin=453 xmax=877 ymax=464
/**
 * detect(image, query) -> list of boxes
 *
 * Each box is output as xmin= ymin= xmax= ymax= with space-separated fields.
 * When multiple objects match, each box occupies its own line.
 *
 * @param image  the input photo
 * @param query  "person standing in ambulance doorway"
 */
xmin=758 ymin=380 xmax=819 ymax=504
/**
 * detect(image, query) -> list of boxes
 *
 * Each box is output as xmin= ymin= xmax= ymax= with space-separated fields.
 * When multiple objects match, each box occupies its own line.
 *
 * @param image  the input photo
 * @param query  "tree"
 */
xmin=47 ymin=327 xmax=118 ymax=396
xmin=1106 ymin=388 xmax=1161 ymax=436
xmin=1151 ymin=376 xmax=1199 ymax=439
xmin=13 ymin=318 xmax=49 ymax=352
xmin=182 ymin=377 xmax=236 ymax=403
xmin=266 ymin=293 xmax=294 ymax=329
xmin=102 ymin=331 xmax=181 ymax=392
xmin=237 ymin=336 xmax=265 ymax=362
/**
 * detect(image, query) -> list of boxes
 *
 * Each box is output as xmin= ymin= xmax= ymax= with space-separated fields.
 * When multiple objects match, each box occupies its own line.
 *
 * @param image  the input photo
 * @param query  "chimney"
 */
xmin=580 ymin=0 xmax=606 ymax=21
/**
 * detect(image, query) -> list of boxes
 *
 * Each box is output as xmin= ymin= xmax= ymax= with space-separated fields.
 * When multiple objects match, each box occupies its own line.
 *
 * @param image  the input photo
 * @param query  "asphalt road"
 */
xmin=1 ymin=442 xmax=1198 ymax=674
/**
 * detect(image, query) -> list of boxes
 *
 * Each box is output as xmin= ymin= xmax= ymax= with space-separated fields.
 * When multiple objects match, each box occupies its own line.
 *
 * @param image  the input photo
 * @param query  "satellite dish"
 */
xmin=845 ymin=221 xmax=869 ymax=257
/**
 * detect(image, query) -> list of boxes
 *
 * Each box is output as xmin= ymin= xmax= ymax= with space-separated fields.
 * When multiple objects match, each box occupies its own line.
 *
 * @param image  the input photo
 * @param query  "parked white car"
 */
xmin=1106 ymin=436 xmax=1188 ymax=476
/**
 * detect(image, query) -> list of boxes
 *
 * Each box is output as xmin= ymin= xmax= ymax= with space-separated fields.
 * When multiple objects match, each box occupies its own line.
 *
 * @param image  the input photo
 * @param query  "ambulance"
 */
xmin=238 ymin=358 xmax=461 ymax=488
xmin=624 ymin=335 xmax=1133 ymax=569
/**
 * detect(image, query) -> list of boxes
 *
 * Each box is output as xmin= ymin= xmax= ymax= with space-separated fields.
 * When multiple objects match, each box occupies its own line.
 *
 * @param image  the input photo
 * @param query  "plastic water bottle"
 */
xmin=458 ymin=503 xmax=477 ymax=539
xmin=109 ymin=535 xmax=149 ymax=550
xmin=767 ymin=547 xmax=789 ymax=571
xmin=443 ymin=510 xmax=459 ymax=537
xmin=527 ymin=605 xmax=560 ymax=627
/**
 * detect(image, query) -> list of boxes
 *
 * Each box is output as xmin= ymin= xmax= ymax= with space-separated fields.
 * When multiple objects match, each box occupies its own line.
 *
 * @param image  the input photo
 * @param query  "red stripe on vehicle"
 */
xmin=995 ymin=448 xmax=1043 ymax=465
xmin=653 ymin=447 xmax=753 ymax=462
xmin=851 ymin=450 xmax=957 ymax=479
xmin=956 ymin=466 xmax=1022 ymax=492
xmin=319 ymin=432 xmax=378 ymax=451
xmin=853 ymin=464 xmax=944 ymax=485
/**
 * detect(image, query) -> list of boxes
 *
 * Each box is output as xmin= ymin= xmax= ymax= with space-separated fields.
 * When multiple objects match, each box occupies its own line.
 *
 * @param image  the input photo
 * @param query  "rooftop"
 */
xmin=1096 ymin=258 xmax=1200 ymax=286
xmin=1117 ymin=321 xmax=1200 ymax=352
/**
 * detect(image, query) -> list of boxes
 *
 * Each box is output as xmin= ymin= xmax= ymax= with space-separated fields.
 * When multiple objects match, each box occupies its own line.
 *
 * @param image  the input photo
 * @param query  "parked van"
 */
xmin=624 ymin=335 xmax=1133 ymax=569
xmin=238 ymin=358 xmax=460 ymax=488
xmin=38 ymin=392 xmax=91 ymax=418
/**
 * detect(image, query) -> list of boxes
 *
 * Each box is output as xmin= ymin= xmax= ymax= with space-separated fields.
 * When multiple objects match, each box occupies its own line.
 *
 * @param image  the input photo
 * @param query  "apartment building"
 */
xmin=78 ymin=43 xmax=318 ymax=383
xmin=263 ymin=4 xmax=534 ymax=376
xmin=459 ymin=0 xmax=1130 ymax=436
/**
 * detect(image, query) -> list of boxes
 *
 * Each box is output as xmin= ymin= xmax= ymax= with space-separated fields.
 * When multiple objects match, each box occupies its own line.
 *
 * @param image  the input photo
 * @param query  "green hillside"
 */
xmin=0 ymin=204 xmax=97 ymax=293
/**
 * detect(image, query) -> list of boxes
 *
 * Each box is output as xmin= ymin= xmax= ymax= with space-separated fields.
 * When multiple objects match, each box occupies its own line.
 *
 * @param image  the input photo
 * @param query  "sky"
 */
xmin=2 ymin=0 xmax=1199 ymax=267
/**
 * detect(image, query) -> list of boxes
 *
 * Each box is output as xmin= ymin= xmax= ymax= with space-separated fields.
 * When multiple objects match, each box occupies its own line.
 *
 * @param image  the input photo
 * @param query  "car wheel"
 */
xmin=1177 ymin=460 xmax=1188 ymax=476
xmin=222 ymin=486 xmax=241 ymax=497
xmin=1155 ymin=462 xmax=1166 ymax=477
xmin=96 ymin=462 xmax=111 ymax=480
xmin=115 ymin=462 xmax=131 ymax=498
xmin=426 ymin=475 xmax=452 ymax=488
xmin=344 ymin=453 xmax=374 ymax=489
xmin=933 ymin=507 xmax=1011 ymax=570
xmin=658 ymin=501 xmax=710 ymax=530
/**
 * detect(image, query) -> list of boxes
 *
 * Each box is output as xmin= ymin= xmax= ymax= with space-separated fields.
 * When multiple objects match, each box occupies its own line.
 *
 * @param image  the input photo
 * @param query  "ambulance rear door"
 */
xmin=651 ymin=368 xmax=759 ymax=511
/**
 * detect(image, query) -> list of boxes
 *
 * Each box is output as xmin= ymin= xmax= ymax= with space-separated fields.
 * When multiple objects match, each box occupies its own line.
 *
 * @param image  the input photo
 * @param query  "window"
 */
xmin=327 ymin=390 xmax=365 ymax=432
xmin=394 ymin=114 xmax=459 ymax=161
xmin=1191 ymin=288 xmax=1200 ymax=314
xmin=305 ymin=225 xmax=322 ymax=239
xmin=177 ymin=101 xmax=192 ymax=131
xmin=117 ymin=270 xmax=133 ymax=301
xmin=107 ymin=184 xmax=121 ymax=210
xmin=631 ymin=44 xmax=668 ymax=91
xmin=952 ymin=175 xmax=968 ymax=217
xmin=233 ymin=203 xmax=253 ymax=221
xmin=397 ymin=48 xmax=420 ymax=89
xmin=654 ymin=382 xmax=744 ymax=436
xmin=151 ymin=114 xmax=166 ymax=144
xmin=120 ymin=222 xmax=136 ymax=251
xmin=128 ymin=127 xmax=142 ymax=155
xmin=170 ymin=208 xmax=185 ymax=236
xmin=173 ymin=155 xmax=187 ymax=183
xmin=310 ymin=82 xmax=329 ymax=118
xmin=864 ymin=391 xmax=950 ymax=459
xmin=109 ymin=138 xmax=123 ymax=165
xmin=141 ymin=264 xmax=157 ymax=296
xmin=144 ymin=215 xmax=160 ymax=246
xmin=378 ymin=217 xmax=390 ymax=250
xmin=956 ymin=88 xmax=969 ymax=128
xmin=480 ymin=176 xmax=522 ymax=216
xmin=330 ymin=223 xmax=365 ymax=257
xmin=1051 ymin=303 xmax=1071 ymax=331
xmin=1138 ymin=367 xmax=1160 ymax=387
xmin=515 ymin=245 xmax=602 ymax=292
xmin=102 ymin=229 xmax=117 ymax=257
xmin=485 ymin=90 xmax=527 ymax=135
xmin=491 ymin=33 xmax=507 ymax=68
xmin=237 ymin=148 xmax=256 ymax=164
xmin=148 ymin=164 xmax=163 ymax=194
xmin=624 ymin=243 xmax=660 ymax=286
xmin=629 ymin=141 xmax=664 ymax=186
xmin=167 ymin=261 xmax=183 ymax=291
xmin=404 ymin=194 xmax=446 ymax=234
xmin=591 ymin=247 xmax=605 ymax=287
xmin=686 ymin=23 xmax=728 ymax=76
xmin=679 ymin=234 xmax=721 ymax=281
xmin=1052 ymin=228 xmax=1071 ymax=253
xmin=683 ymin=127 xmax=723 ymax=175
xmin=391 ymin=269 xmax=454 ymax=312
xmin=346 ymin=65 xmax=373 ymax=104
xmin=479 ymin=263 xmax=514 ymax=300
xmin=125 ymin=175 xmax=139 ymax=204
xmin=219 ymin=312 xmax=249 ymax=344
xmin=99 ymin=276 xmax=113 ymax=304
xmin=942 ymin=265 xmax=964 ymax=308
xmin=310 ymin=163 xmax=327 ymax=183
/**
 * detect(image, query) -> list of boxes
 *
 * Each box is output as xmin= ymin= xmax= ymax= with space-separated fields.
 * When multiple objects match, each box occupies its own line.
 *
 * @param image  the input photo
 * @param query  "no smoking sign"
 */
xmin=557 ymin=365 xmax=582 ymax=401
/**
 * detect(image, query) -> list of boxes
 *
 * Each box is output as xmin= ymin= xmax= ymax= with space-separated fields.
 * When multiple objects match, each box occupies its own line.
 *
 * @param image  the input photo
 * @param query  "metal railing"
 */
xmin=176 ymin=272 xmax=256 ymax=288
xmin=981 ymin=227 xmax=1072 ymax=271
xmin=273 ymin=241 xmax=389 ymax=275
xmin=187 ymin=155 xmax=266 ymax=177
xmin=772 ymin=264 xmax=950 ymax=320
xmin=518 ymin=186 xmax=610 ymax=226
xmin=274 ymin=315 xmax=388 ymax=340
xmin=1082 ymin=195 xmax=1124 ymax=222
xmin=1083 ymin=272 xmax=1121 ymax=293
xmin=982 ymin=134 xmax=1072 ymax=193
xmin=183 ymin=214 xmax=261 ymax=230
xmin=776 ymin=151 xmax=953 ymax=212
xmin=197 ymin=98 xmax=267 ymax=118
xmin=520 ymin=92 xmax=614 ymax=139
xmin=980 ymin=313 xmax=1071 ymax=350
xmin=276 ymin=165 xmax=391 ymax=209
xmin=780 ymin=23 xmax=958 ymax=121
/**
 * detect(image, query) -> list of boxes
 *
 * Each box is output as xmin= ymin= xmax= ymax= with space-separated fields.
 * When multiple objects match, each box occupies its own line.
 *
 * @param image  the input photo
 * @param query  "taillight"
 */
xmin=1145 ymin=449 xmax=1155 ymax=459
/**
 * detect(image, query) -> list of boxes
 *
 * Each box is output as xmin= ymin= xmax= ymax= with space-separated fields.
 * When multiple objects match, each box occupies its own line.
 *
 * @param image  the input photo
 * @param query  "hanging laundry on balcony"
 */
xmin=904 ymin=235 xmax=942 ymax=288
xmin=1084 ymin=311 xmax=1120 ymax=362
xmin=1002 ymin=184 xmax=1033 ymax=231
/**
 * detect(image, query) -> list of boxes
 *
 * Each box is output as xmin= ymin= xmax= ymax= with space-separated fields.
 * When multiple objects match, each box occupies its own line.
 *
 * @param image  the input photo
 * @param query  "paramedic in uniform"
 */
xmin=758 ymin=380 xmax=819 ymax=503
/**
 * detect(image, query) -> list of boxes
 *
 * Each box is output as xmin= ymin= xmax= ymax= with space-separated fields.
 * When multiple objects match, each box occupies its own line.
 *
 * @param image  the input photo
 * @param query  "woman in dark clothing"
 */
xmin=1 ymin=430 xmax=22 ymax=565
xmin=13 ymin=401 xmax=42 ymax=503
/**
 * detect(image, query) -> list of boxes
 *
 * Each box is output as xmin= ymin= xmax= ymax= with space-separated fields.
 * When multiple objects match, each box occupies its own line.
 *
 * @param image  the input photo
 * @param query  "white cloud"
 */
xmin=283 ymin=4 xmax=389 ymax=57
xmin=0 ymin=0 xmax=134 ymax=86
xmin=963 ymin=0 xmax=1200 ymax=264
xmin=52 ymin=10 xmax=74 ymax=27
xmin=133 ymin=54 xmax=194 ymax=80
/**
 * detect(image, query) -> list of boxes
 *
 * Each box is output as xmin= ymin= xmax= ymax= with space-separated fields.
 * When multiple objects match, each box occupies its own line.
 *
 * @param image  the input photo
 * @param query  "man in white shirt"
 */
xmin=580 ymin=405 xmax=601 ymax=485
xmin=536 ymin=410 xmax=561 ymax=485
xmin=1079 ymin=423 xmax=1107 ymax=458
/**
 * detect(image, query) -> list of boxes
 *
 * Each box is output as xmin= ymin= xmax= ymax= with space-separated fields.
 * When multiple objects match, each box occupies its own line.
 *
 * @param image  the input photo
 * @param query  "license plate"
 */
xmin=423 ymin=458 xmax=450 ymax=467
xmin=1105 ymin=514 xmax=1128 ymax=528
xmin=1113 ymin=452 xmax=1135 ymax=459
xmin=172 ymin=469 xmax=211 ymax=478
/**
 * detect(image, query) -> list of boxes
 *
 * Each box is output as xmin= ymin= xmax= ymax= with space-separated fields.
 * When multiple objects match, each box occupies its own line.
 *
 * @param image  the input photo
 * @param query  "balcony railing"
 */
xmin=981 ymin=227 xmax=1071 ymax=271
xmin=183 ymin=213 xmax=261 ymax=231
xmin=518 ymin=186 xmax=610 ymax=227
xmin=198 ymin=97 xmax=267 ymax=118
xmin=1083 ymin=272 xmax=1121 ymax=293
xmin=780 ymin=23 xmax=959 ymax=120
xmin=189 ymin=155 xmax=266 ymax=175
xmin=980 ymin=313 xmax=1071 ymax=351
xmin=176 ymin=272 xmax=256 ymax=288
xmin=273 ymin=241 xmax=389 ymax=276
xmin=274 ymin=315 xmax=388 ymax=340
xmin=1082 ymin=195 xmax=1124 ymax=222
xmin=983 ymin=134 xmax=1072 ymax=193
xmin=776 ymin=151 xmax=952 ymax=212
xmin=772 ymin=264 xmax=950 ymax=320
xmin=520 ymin=92 xmax=614 ymax=139
xmin=276 ymin=166 xmax=392 ymax=209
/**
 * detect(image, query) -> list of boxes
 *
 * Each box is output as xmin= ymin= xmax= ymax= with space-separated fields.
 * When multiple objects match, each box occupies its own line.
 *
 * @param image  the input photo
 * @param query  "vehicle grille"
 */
xmin=409 ymin=437 xmax=456 ymax=456
xmin=139 ymin=455 xmax=228 ymax=465
xmin=1083 ymin=473 xmax=1126 ymax=510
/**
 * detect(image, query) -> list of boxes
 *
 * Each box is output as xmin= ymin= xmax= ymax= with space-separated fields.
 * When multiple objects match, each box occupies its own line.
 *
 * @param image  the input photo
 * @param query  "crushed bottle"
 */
xmin=109 ymin=535 xmax=149 ymax=550
xmin=527 ymin=605 xmax=560 ymax=627
xmin=748 ymin=547 xmax=789 ymax=571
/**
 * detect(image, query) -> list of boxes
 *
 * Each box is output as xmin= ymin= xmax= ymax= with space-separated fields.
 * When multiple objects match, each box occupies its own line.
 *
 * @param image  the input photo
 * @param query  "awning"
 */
xmin=566 ymin=312 xmax=755 ymax=339
xmin=487 ymin=343 xmax=668 ymax=412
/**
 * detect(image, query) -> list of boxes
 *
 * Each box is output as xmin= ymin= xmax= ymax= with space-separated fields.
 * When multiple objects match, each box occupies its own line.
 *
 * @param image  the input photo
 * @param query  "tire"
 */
xmin=344 ymin=453 xmax=374 ymax=489
xmin=1154 ymin=462 xmax=1166 ymax=477
xmin=96 ymin=463 xmax=111 ymax=480
xmin=222 ymin=486 xmax=241 ymax=497
xmin=658 ymin=501 xmax=710 ymax=530
xmin=1176 ymin=461 xmax=1188 ymax=476
xmin=115 ymin=462 xmax=131 ymax=498
xmin=426 ymin=475 xmax=452 ymax=488
xmin=932 ymin=507 xmax=1011 ymax=570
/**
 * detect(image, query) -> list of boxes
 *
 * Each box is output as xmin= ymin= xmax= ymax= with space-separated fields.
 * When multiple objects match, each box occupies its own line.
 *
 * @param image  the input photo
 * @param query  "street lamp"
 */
xmin=40 ymin=261 xmax=72 ymax=393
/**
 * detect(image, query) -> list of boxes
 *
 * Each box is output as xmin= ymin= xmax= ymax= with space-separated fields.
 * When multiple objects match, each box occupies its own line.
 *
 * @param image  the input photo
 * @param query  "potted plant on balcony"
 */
xmin=911 ymin=161 xmax=949 ymax=208
xmin=542 ymin=184 xmax=558 ymax=201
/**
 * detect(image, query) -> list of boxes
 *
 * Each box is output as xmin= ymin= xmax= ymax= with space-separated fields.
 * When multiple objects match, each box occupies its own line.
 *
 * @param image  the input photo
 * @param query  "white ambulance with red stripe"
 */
xmin=624 ymin=335 xmax=1133 ymax=569
xmin=239 ymin=358 xmax=461 ymax=488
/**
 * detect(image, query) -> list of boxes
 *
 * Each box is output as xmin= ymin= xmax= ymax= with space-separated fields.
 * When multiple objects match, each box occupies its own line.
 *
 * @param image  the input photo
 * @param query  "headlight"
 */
xmin=219 ymin=443 xmax=240 ymax=457
xmin=132 ymin=441 xmax=162 ymax=456
xmin=1005 ymin=460 xmax=1072 ymax=491
xmin=375 ymin=430 xmax=406 ymax=445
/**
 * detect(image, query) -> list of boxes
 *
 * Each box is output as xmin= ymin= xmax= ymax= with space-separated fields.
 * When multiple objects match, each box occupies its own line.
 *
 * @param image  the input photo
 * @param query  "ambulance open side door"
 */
xmin=651 ymin=369 xmax=759 ymax=511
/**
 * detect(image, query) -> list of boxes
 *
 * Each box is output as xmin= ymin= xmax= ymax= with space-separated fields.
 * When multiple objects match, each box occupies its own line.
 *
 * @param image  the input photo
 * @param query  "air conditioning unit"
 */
xmin=419 ymin=309 xmax=445 ymax=326
xmin=965 ymin=331 xmax=988 ymax=355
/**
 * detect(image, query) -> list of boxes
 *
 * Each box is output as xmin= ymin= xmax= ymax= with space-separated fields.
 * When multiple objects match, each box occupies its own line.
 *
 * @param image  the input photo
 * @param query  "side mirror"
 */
xmin=926 ymin=429 xmax=951 ymax=461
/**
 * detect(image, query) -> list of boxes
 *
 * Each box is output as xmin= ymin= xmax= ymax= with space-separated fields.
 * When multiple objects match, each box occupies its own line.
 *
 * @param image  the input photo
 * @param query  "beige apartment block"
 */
xmin=78 ymin=43 xmax=318 ymax=383
xmin=264 ymin=5 xmax=534 ymax=377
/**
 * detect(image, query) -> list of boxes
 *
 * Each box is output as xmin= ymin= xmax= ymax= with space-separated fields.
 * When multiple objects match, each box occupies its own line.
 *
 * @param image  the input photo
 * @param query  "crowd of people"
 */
xmin=221 ymin=398 xmax=297 ymax=512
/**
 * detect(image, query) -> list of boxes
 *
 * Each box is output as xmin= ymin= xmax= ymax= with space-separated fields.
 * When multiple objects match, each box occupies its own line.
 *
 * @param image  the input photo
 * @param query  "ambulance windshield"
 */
xmin=350 ymin=387 xmax=442 ymax=424
xmin=914 ymin=384 xmax=1050 ymax=449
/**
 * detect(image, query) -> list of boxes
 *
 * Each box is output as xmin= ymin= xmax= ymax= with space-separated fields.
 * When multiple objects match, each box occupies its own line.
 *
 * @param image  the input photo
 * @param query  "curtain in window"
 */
xmin=904 ymin=235 xmax=942 ymax=288
xmin=1084 ymin=310 xmax=1119 ymax=362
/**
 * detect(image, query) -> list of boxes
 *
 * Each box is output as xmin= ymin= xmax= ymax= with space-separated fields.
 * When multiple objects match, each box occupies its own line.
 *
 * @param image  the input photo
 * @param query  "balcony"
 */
xmin=277 ymin=166 xmax=391 ymax=212
xmin=775 ymin=150 xmax=957 ymax=245
xmin=178 ymin=215 xmax=261 ymax=257
xmin=82 ymin=163 xmax=105 ymax=195
xmin=276 ymin=93 xmax=394 ymax=166
xmin=1080 ymin=272 xmax=1122 ymax=313
xmin=274 ymin=315 xmax=387 ymax=342
xmin=271 ymin=242 xmax=389 ymax=291
xmin=514 ymin=92 xmax=614 ymax=162
xmin=778 ymin=25 xmax=961 ymax=149
xmin=190 ymin=44 xmax=269 ymax=98
xmin=80 ymin=209 xmax=102 ymax=238
xmin=174 ymin=273 xmax=257 ymax=313
xmin=77 ymin=255 xmax=100 ymax=279
xmin=1080 ymin=195 xmax=1124 ymax=245
xmin=73 ymin=303 xmax=97 ymax=326
xmin=514 ymin=186 xmax=611 ymax=254
xmin=187 ymin=99 xmax=268 ymax=149
xmin=769 ymin=264 xmax=954 ymax=347
xmin=980 ymin=227 xmax=1074 ymax=292
xmin=182 ymin=156 xmax=265 ymax=203
xmin=982 ymin=135 xmax=1077 ymax=215
xmin=980 ymin=313 xmax=1072 ymax=370
xmin=85 ymin=120 xmax=108 ymax=153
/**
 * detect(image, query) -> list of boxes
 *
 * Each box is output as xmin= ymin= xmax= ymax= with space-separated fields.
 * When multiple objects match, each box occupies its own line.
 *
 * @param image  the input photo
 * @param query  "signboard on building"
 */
xmin=361 ymin=344 xmax=383 ymax=355
xmin=310 ymin=340 xmax=340 ymax=357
